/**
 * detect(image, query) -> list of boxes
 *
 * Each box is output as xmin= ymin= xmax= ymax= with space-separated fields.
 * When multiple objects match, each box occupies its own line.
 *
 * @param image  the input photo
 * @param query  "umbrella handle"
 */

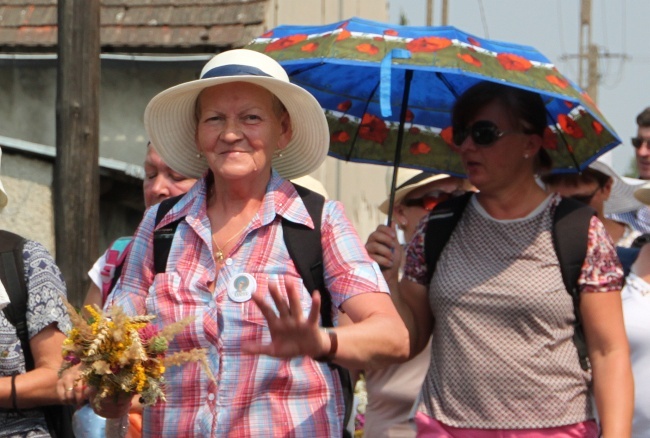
xmin=386 ymin=69 xmax=414 ymax=226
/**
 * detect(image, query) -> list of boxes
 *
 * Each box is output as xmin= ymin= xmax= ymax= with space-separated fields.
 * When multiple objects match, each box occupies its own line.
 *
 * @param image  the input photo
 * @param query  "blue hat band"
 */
xmin=201 ymin=64 xmax=272 ymax=79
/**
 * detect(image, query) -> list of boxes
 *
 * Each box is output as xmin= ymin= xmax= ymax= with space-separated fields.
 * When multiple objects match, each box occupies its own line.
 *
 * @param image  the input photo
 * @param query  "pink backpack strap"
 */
xmin=99 ymin=236 xmax=134 ymax=305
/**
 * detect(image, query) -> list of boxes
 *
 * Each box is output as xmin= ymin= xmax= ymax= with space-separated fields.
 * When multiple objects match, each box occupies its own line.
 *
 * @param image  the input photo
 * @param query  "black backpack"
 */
xmin=151 ymin=184 xmax=354 ymax=438
xmin=424 ymin=193 xmax=595 ymax=371
xmin=0 ymin=230 xmax=75 ymax=438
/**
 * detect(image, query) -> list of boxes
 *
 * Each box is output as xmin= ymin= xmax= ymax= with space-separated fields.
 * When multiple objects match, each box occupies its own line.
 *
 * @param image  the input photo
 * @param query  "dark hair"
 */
xmin=636 ymin=107 xmax=650 ymax=128
xmin=541 ymin=168 xmax=611 ymax=188
xmin=452 ymin=81 xmax=552 ymax=172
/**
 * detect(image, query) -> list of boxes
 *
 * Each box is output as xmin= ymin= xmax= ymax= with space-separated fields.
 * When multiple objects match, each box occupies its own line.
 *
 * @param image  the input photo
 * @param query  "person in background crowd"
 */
xmin=60 ymin=142 xmax=197 ymax=438
xmin=363 ymin=169 xmax=473 ymax=437
xmin=612 ymin=174 xmax=650 ymax=437
xmin=542 ymin=159 xmax=647 ymax=276
xmin=609 ymin=107 xmax=650 ymax=232
xmin=90 ymin=49 xmax=409 ymax=436
xmin=393 ymin=81 xmax=632 ymax=437
xmin=0 ymin=147 xmax=73 ymax=437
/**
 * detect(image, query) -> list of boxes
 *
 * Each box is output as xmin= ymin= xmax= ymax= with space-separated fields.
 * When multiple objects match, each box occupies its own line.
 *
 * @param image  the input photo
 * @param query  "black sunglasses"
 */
xmin=569 ymin=186 xmax=600 ymax=205
xmin=631 ymin=137 xmax=650 ymax=149
xmin=453 ymin=120 xmax=526 ymax=147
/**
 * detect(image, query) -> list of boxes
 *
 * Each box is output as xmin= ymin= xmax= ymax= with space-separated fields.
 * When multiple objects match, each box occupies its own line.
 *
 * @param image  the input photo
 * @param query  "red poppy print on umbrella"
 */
xmin=496 ymin=53 xmax=532 ymax=72
xmin=359 ymin=114 xmax=389 ymax=144
xmin=265 ymin=35 xmax=308 ymax=52
xmin=542 ymin=127 xmax=558 ymax=150
xmin=591 ymin=120 xmax=603 ymax=135
xmin=356 ymin=43 xmax=380 ymax=56
xmin=410 ymin=142 xmax=431 ymax=155
xmin=558 ymin=114 xmax=584 ymax=139
xmin=331 ymin=131 xmax=351 ymax=143
xmin=336 ymin=30 xmax=352 ymax=41
xmin=546 ymin=74 xmax=569 ymax=89
xmin=301 ymin=43 xmax=319 ymax=52
xmin=458 ymin=53 xmax=481 ymax=67
xmin=406 ymin=37 xmax=452 ymax=53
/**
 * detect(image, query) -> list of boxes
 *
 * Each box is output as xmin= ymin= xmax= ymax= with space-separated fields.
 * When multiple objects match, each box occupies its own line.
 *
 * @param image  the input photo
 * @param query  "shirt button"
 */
xmin=225 ymin=258 xmax=233 ymax=266
xmin=208 ymin=393 xmax=215 ymax=401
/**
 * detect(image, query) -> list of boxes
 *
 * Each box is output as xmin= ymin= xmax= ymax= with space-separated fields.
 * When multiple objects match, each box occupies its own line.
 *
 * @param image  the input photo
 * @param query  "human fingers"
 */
xmin=267 ymin=281 xmax=292 ymax=319
xmin=250 ymin=290 xmax=279 ymax=325
xmin=285 ymin=280 xmax=304 ymax=321
xmin=306 ymin=289 xmax=321 ymax=326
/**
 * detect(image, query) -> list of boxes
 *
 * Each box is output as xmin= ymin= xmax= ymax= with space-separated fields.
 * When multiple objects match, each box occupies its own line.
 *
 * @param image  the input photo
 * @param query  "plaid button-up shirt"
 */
xmin=108 ymin=172 xmax=389 ymax=437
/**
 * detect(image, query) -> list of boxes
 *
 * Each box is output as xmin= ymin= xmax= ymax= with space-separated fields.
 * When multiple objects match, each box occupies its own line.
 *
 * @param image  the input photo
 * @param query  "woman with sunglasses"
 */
xmin=392 ymin=81 xmax=633 ymax=437
xmin=362 ymin=170 xmax=473 ymax=438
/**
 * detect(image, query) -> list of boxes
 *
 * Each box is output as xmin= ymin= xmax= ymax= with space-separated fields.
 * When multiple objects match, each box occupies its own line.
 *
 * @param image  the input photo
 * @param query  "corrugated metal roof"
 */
xmin=0 ymin=0 xmax=268 ymax=52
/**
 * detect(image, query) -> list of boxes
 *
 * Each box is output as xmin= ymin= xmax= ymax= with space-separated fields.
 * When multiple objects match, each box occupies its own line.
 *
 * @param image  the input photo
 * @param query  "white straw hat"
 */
xmin=588 ymin=160 xmax=646 ymax=214
xmin=0 ymin=148 xmax=8 ymax=209
xmin=291 ymin=175 xmax=329 ymax=199
xmin=378 ymin=169 xmax=453 ymax=214
xmin=634 ymin=182 xmax=650 ymax=205
xmin=144 ymin=49 xmax=330 ymax=180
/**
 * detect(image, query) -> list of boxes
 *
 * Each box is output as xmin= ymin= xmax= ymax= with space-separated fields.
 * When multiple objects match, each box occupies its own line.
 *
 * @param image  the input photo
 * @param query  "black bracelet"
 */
xmin=10 ymin=374 xmax=18 ymax=411
xmin=314 ymin=329 xmax=338 ymax=363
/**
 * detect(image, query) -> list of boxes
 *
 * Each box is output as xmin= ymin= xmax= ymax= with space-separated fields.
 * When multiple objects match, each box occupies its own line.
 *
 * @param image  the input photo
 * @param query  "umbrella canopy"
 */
xmin=247 ymin=17 xmax=621 ymax=219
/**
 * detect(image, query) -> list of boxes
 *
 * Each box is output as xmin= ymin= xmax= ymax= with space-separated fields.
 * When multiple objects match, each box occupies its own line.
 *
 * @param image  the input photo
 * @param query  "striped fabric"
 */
xmin=108 ymin=172 xmax=388 ymax=437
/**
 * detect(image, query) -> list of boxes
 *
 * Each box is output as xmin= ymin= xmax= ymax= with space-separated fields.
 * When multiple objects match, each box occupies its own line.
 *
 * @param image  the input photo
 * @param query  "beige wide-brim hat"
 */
xmin=0 ymin=148 xmax=8 ymax=209
xmin=634 ymin=182 xmax=650 ymax=205
xmin=588 ymin=160 xmax=646 ymax=214
xmin=291 ymin=175 xmax=329 ymax=199
xmin=378 ymin=168 xmax=454 ymax=214
xmin=144 ymin=49 xmax=330 ymax=180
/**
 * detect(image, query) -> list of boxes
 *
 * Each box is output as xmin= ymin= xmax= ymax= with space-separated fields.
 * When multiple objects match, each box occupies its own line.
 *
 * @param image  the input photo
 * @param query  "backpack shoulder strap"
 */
xmin=424 ymin=192 xmax=473 ymax=284
xmin=281 ymin=183 xmax=331 ymax=325
xmin=282 ymin=183 xmax=354 ymax=438
xmin=551 ymin=197 xmax=595 ymax=371
xmin=0 ymin=230 xmax=32 ymax=370
xmin=153 ymin=195 xmax=185 ymax=274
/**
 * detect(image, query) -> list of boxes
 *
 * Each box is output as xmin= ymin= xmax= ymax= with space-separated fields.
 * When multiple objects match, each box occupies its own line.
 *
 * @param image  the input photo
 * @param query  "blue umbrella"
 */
xmin=248 ymin=17 xmax=621 ymax=220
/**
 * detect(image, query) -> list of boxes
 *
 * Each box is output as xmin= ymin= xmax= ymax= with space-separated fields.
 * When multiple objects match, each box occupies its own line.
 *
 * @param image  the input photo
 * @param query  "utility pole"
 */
xmin=426 ymin=0 xmax=448 ymax=26
xmin=441 ymin=0 xmax=448 ymax=25
xmin=560 ymin=0 xmax=629 ymax=104
xmin=55 ymin=0 xmax=101 ymax=306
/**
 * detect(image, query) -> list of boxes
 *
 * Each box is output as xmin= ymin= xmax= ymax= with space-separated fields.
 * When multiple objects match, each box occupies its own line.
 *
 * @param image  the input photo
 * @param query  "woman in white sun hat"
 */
xmin=91 ymin=49 xmax=408 ymax=437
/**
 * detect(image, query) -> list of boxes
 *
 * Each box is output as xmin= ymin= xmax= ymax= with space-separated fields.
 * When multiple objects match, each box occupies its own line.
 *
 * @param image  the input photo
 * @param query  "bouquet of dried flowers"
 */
xmin=60 ymin=302 xmax=214 ymax=408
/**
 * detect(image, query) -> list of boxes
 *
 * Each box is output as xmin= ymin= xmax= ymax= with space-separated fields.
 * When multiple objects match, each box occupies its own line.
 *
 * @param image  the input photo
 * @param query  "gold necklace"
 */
xmin=212 ymin=223 xmax=248 ymax=262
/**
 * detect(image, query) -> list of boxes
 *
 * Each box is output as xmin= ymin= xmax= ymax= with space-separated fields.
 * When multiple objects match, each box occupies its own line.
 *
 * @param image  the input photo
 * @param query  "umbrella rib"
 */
xmin=386 ymin=69 xmax=414 ymax=225
xmin=435 ymin=72 xmax=459 ymax=99
xmin=346 ymin=80 xmax=381 ymax=161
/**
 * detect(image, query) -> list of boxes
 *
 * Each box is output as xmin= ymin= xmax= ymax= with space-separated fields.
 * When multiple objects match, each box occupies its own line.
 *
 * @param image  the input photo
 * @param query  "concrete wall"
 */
xmin=0 ymin=154 xmax=55 ymax=253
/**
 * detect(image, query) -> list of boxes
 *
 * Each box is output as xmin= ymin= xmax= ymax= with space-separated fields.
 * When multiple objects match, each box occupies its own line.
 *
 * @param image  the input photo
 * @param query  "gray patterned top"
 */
xmin=0 ymin=239 xmax=71 ymax=437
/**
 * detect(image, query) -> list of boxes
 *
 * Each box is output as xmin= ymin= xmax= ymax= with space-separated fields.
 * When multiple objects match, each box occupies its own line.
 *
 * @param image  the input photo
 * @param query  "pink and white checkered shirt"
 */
xmin=108 ymin=172 xmax=389 ymax=437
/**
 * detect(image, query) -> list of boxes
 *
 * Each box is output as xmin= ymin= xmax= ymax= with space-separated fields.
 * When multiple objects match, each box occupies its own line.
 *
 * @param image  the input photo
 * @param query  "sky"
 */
xmin=388 ymin=0 xmax=649 ymax=176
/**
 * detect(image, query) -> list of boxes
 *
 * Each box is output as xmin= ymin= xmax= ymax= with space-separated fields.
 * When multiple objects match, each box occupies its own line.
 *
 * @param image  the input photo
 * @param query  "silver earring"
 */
xmin=274 ymin=150 xmax=284 ymax=159
xmin=196 ymin=152 xmax=203 ymax=159
xmin=524 ymin=153 xmax=529 ymax=159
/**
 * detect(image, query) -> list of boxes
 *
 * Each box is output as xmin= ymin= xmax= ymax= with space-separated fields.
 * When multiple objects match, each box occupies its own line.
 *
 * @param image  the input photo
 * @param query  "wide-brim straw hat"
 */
xmin=0 ymin=148 xmax=8 ymax=209
xmin=588 ymin=160 xmax=646 ymax=214
xmin=634 ymin=182 xmax=650 ymax=205
xmin=144 ymin=49 xmax=330 ymax=180
xmin=291 ymin=175 xmax=329 ymax=199
xmin=378 ymin=169 xmax=454 ymax=214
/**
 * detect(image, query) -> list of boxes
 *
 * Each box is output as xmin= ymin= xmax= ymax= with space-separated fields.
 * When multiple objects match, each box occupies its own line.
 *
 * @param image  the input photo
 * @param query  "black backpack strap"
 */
xmin=281 ymin=184 xmax=331 ymax=325
xmin=424 ymin=192 xmax=473 ymax=284
xmin=552 ymin=198 xmax=595 ymax=371
xmin=0 ymin=231 xmax=32 ymax=371
xmin=153 ymin=194 xmax=185 ymax=274
xmin=282 ymin=183 xmax=352 ymax=438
